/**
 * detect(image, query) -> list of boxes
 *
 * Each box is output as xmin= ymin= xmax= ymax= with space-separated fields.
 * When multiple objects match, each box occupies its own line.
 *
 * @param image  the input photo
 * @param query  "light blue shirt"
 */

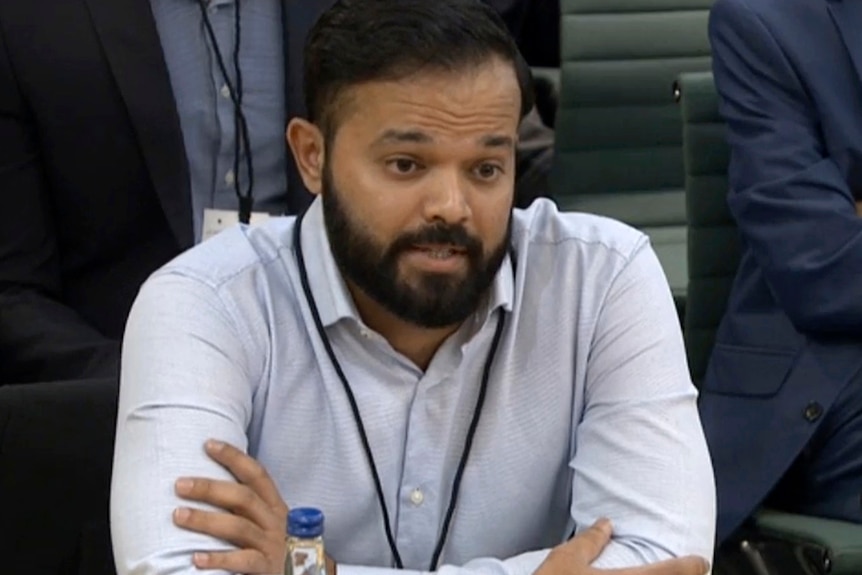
xmin=150 ymin=0 xmax=287 ymax=242
xmin=112 ymin=198 xmax=716 ymax=575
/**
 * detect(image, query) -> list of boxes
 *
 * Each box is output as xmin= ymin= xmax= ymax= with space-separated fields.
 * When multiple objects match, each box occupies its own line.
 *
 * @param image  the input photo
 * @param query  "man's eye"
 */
xmin=474 ymin=163 xmax=502 ymax=179
xmin=388 ymin=158 xmax=419 ymax=174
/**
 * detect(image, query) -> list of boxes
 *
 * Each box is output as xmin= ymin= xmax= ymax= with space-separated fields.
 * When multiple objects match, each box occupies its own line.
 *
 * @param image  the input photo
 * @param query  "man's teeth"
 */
xmin=422 ymin=248 xmax=456 ymax=258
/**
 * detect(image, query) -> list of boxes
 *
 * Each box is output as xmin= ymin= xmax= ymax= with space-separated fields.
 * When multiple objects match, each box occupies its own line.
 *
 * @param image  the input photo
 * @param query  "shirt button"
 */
xmin=359 ymin=328 xmax=371 ymax=339
xmin=804 ymin=402 xmax=823 ymax=423
xmin=224 ymin=170 xmax=235 ymax=186
xmin=409 ymin=488 xmax=424 ymax=507
xmin=220 ymin=84 xmax=231 ymax=99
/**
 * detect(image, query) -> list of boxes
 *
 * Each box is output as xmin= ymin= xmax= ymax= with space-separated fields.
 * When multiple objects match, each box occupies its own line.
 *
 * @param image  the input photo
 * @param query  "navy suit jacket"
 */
xmin=701 ymin=0 xmax=862 ymax=543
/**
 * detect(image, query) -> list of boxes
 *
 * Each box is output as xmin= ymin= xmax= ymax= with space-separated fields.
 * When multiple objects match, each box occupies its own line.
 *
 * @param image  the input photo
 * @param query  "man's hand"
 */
xmin=173 ymin=439 xmax=290 ymax=573
xmin=536 ymin=519 xmax=710 ymax=575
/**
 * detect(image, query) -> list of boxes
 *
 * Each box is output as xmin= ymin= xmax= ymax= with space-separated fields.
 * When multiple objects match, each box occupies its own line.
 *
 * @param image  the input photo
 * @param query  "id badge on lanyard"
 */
xmin=202 ymin=208 xmax=272 ymax=242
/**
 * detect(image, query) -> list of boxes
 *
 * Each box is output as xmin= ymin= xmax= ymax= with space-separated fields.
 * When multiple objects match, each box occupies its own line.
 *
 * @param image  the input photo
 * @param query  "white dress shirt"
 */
xmin=111 ymin=198 xmax=715 ymax=575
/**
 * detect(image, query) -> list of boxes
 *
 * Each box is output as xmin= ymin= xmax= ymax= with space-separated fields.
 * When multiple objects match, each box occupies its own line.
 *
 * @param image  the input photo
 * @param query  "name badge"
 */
xmin=202 ymin=208 xmax=272 ymax=242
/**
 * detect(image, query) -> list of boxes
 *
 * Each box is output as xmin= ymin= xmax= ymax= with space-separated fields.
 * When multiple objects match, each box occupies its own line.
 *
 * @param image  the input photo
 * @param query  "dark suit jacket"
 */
xmin=0 ymin=379 xmax=119 ymax=574
xmin=0 ymin=0 xmax=330 ymax=384
xmin=700 ymin=0 xmax=862 ymax=543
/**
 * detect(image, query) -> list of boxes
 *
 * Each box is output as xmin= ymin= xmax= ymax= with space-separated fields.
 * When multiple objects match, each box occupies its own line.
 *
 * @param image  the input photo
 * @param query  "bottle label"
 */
xmin=289 ymin=548 xmax=323 ymax=575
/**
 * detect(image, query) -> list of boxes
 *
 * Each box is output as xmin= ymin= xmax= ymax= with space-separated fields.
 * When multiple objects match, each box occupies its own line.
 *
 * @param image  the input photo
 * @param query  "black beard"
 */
xmin=320 ymin=166 xmax=510 ymax=328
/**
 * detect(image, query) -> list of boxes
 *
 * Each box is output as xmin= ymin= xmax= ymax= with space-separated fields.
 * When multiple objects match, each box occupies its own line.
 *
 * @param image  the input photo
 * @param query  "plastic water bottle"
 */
xmin=284 ymin=508 xmax=327 ymax=575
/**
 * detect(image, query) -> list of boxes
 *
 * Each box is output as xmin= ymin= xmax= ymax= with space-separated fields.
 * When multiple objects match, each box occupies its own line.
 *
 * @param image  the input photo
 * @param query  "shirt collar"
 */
xmin=298 ymin=196 xmax=515 ymax=330
xmin=298 ymin=197 xmax=361 ymax=327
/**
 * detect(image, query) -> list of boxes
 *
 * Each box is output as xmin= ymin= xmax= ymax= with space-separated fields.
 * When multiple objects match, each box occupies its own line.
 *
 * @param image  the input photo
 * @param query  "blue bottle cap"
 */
xmin=287 ymin=507 xmax=324 ymax=538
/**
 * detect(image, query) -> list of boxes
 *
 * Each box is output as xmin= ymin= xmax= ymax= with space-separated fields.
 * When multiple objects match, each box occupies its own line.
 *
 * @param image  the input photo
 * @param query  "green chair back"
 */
xmin=676 ymin=70 xmax=737 ymax=385
xmin=553 ymin=0 xmax=714 ymax=307
xmin=553 ymin=0 xmax=713 ymax=223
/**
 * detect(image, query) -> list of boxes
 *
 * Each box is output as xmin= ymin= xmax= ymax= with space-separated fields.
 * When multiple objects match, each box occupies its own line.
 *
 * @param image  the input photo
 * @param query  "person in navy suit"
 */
xmin=700 ymin=0 xmax=862 ymax=544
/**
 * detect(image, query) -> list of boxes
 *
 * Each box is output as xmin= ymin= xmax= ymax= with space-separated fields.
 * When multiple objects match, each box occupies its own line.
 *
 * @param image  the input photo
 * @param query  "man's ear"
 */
xmin=287 ymin=118 xmax=325 ymax=195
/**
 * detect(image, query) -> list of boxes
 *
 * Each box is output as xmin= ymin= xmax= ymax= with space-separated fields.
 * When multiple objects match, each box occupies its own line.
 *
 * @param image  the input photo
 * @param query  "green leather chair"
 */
xmin=553 ymin=0 xmax=714 ymax=313
xmin=677 ymin=70 xmax=862 ymax=575
xmin=676 ymin=70 xmax=736 ymax=386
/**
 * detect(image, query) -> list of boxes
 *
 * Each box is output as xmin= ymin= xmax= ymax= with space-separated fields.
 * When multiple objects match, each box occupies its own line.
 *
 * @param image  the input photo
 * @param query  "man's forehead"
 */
xmin=327 ymin=60 xmax=521 ymax=146
xmin=346 ymin=62 xmax=519 ymax=114
xmin=352 ymin=85 xmax=519 ymax=138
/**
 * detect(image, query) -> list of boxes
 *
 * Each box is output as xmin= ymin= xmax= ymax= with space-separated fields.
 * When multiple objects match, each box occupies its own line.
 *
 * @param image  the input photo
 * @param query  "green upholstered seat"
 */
xmin=678 ymin=70 xmax=862 ymax=575
xmin=553 ymin=0 xmax=714 ymax=308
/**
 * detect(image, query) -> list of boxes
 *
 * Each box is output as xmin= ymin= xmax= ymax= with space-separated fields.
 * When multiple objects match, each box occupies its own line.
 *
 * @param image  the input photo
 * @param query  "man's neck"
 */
xmin=347 ymin=282 xmax=461 ymax=371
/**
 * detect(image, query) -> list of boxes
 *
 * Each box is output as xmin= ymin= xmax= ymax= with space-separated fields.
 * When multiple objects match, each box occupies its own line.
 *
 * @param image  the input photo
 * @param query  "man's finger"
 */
xmin=205 ymin=439 xmax=289 ymax=515
xmin=175 ymin=476 xmax=281 ymax=531
xmin=192 ymin=548 xmax=274 ymax=574
xmin=173 ymin=506 xmax=267 ymax=550
xmin=555 ymin=519 xmax=614 ymax=565
xmin=608 ymin=555 xmax=710 ymax=575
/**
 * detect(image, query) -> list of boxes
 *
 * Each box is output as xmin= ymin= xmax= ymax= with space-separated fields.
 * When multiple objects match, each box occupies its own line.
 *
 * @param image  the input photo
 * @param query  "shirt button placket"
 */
xmin=396 ymin=383 xmax=441 ymax=568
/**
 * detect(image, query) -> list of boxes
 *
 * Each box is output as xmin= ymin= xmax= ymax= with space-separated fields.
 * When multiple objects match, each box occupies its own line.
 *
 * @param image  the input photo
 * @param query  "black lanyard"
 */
xmin=197 ymin=0 xmax=255 ymax=223
xmin=293 ymin=210 xmax=507 ymax=570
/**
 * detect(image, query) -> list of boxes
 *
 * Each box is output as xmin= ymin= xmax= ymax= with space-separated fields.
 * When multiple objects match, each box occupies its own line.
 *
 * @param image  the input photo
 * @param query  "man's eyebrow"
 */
xmin=372 ymin=129 xmax=434 ymax=146
xmin=371 ymin=130 xmax=515 ymax=149
xmin=479 ymin=134 xmax=515 ymax=149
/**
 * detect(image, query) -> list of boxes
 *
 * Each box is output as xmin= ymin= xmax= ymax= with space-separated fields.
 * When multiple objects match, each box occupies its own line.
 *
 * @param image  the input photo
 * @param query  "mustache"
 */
xmin=388 ymin=224 xmax=483 ymax=255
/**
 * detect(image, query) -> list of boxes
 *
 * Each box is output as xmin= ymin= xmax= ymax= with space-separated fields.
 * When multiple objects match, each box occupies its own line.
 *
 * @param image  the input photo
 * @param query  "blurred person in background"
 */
xmin=701 ymin=0 xmax=862 ymax=546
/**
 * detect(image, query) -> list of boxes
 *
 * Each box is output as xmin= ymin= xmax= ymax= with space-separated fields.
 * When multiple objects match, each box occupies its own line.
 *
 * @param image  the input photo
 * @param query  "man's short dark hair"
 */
xmin=304 ymin=0 xmax=535 ymax=139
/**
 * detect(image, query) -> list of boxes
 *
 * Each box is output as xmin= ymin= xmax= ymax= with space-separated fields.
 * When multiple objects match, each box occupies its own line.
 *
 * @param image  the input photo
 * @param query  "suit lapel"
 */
xmin=83 ymin=0 xmax=194 ymax=248
xmin=828 ymin=0 xmax=862 ymax=88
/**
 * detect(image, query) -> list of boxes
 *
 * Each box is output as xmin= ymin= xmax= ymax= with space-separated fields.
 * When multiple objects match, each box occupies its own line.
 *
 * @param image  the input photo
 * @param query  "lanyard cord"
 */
xmin=197 ymin=0 xmax=255 ymax=223
xmin=292 ymin=210 xmax=508 ymax=570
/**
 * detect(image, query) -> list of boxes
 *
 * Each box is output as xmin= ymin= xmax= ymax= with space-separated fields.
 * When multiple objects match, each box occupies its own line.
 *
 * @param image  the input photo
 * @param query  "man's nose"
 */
xmin=421 ymin=170 xmax=471 ymax=224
